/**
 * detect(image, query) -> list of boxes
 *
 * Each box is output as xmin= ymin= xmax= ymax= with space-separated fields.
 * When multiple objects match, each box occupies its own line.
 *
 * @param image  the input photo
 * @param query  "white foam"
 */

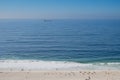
xmin=0 ymin=60 xmax=120 ymax=70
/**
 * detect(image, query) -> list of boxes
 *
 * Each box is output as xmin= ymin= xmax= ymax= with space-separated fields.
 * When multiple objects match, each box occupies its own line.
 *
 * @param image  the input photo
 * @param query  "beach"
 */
xmin=0 ymin=60 xmax=120 ymax=80
xmin=0 ymin=0 xmax=120 ymax=79
xmin=0 ymin=70 xmax=120 ymax=80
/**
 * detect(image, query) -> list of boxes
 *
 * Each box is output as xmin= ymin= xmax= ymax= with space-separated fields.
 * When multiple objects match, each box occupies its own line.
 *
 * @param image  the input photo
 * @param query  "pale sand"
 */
xmin=0 ymin=70 xmax=120 ymax=80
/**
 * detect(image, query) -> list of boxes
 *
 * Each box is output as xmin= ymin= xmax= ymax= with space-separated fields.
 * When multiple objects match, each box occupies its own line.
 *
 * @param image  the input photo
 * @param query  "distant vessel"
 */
xmin=43 ymin=19 xmax=52 ymax=22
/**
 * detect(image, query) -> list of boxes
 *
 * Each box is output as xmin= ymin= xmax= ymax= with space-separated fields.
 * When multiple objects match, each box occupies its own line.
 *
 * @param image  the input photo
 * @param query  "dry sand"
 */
xmin=0 ymin=70 xmax=120 ymax=80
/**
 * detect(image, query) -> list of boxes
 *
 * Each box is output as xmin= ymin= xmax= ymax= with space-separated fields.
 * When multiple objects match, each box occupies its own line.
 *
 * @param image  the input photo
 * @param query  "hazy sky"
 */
xmin=0 ymin=0 xmax=120 ymax=19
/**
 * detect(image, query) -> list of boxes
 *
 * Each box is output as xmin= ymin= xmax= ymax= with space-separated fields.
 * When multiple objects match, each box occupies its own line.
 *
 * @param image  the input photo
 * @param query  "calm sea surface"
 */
xmin=0 ymin=19 xmax=120 ymax=63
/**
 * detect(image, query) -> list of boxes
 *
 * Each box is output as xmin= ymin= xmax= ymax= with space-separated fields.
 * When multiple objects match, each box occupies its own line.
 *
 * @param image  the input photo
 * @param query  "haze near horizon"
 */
xmin=0 ymin=0 xmax=120 ymax=19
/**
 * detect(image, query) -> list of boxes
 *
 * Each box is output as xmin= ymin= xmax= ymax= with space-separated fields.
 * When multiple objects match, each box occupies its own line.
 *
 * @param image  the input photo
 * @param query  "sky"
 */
xmin=0 ymin=0 xmax=120 ymax=19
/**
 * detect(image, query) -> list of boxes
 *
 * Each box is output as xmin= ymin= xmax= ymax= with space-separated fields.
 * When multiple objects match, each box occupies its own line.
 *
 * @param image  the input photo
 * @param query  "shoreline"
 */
xmin=0 ymin=60 xmax=120 ymax=80
xmin=0 ymin=60 xmax=120 ymax=70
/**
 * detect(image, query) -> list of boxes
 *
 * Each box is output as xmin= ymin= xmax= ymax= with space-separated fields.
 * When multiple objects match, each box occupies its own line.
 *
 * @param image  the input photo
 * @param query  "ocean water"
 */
xmin=0 ymin=19 xmax=120 ymax=70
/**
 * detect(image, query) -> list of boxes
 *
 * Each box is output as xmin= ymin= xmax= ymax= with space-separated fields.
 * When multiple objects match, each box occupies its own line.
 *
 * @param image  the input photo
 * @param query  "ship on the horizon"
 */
xmin=43 ymin=19 xmax=52 ymax=22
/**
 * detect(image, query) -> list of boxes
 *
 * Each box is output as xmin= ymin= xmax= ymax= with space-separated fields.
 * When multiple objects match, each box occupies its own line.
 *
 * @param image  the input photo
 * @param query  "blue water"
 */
xmin=0 ymin=19 xmax=120 ymax=63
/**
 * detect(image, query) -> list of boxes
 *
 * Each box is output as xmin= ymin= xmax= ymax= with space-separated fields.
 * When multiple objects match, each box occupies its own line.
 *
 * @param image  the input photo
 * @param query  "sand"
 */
xmin=0 ymin=70 xmax=120 ymax=80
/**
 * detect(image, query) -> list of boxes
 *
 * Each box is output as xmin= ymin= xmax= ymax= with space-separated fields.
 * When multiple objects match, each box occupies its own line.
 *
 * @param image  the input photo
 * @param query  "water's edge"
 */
xmin=0 ymin=60 xmax=120 ymax=70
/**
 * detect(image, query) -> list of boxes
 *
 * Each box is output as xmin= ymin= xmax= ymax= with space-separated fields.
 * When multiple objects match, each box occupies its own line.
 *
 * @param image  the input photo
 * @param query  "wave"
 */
xmin=0 ymin=60 xmax=120 ymax=70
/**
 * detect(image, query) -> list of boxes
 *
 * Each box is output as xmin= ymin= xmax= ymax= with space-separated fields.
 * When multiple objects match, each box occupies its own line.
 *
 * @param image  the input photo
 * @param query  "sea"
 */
xmin=0 ymin=19 xmax=120 ymax=70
